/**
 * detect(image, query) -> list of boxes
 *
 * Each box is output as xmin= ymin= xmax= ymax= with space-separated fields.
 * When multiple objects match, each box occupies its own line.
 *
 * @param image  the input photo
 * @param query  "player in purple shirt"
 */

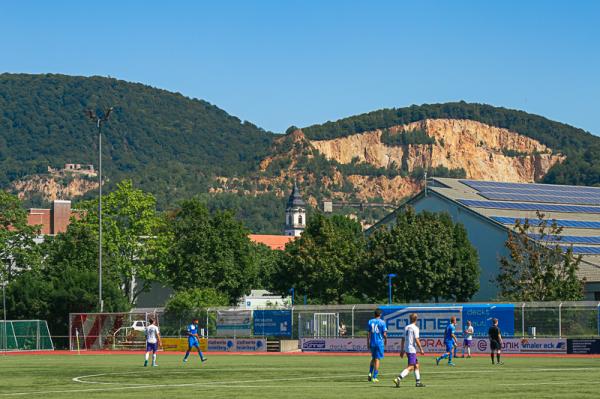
xmin=367 ymin=309 xmax=387 ymax=383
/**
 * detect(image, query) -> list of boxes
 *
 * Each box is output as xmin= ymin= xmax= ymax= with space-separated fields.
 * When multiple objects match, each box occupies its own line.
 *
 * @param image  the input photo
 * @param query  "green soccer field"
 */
xmin=0 ymin=353 xmax=599 ymax=398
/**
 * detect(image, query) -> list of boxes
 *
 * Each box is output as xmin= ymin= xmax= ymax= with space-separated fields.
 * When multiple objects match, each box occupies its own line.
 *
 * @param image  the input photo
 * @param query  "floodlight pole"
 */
xmin=87 ymin=108 xmax=113 ymax=313
xmin=387 ymin=273 xmax=397 ymax=305
xmin=2 ymin=279 xmax=6 ymax=354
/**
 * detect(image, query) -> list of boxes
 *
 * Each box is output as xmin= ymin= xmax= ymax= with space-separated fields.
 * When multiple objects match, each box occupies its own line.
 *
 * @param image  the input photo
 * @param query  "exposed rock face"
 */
xmin=12 ymin=175 xmax=98 ymax=202
xmin=311 ymin=119 xmax=563 ymax=183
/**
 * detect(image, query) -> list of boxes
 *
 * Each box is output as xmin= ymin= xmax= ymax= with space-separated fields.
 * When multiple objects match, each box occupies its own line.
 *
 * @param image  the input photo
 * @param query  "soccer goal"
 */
xmin=0 ymin=320 xmax=54 ymax=351
xmin=69 ymin=311 xmax=160 ymax=351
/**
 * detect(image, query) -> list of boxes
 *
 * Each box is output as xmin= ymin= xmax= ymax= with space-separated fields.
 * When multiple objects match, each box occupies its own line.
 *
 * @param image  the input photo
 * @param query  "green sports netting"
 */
xmin=0 ymin=320 xmax=54 ymax=351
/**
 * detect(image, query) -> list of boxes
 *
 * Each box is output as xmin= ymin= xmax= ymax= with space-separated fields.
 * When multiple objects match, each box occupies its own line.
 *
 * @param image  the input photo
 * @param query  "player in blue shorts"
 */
xmin=436 ymin=316 xmax=458 ymax=366
xmin=183 ymin=318 xmax=207 ymax=364
xmin=367 ymin=309 xmax=387 ymax=383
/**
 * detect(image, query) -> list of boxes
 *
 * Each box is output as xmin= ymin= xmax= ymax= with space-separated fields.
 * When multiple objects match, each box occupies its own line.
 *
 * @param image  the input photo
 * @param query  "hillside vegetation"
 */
xmin=1 ymin=74 xmax=599 ymax=234
xmin=0 ymin=73 xmax=274 ymax=205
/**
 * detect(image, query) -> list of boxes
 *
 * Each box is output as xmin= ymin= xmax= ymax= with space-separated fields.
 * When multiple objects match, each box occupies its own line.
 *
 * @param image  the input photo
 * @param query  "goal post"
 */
xmin=0 ymin=320 xmax=54 ymax=351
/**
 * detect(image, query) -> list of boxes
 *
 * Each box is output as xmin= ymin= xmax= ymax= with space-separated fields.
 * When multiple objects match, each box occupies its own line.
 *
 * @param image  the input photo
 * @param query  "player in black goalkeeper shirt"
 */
xmin=488 ymin=318 xmax=503 ymax=365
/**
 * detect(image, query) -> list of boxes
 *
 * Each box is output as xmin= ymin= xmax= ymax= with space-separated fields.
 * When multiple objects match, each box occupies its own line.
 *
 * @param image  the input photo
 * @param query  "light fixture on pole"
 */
xmin=387 ymin=273 xmax=397 ymax=305
xmin=289 ymin=287 xmax=295 ymax=306
xmin=86 ymin=107 xmax=113 ymax=313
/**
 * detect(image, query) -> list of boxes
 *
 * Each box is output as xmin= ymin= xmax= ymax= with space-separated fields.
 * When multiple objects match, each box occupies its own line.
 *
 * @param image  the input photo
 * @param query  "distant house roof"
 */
xmin=249 ymin=234 xmax=296 ymax=250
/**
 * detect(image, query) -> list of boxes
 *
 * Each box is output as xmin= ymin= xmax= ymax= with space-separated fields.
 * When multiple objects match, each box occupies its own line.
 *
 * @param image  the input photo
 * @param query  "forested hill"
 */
xmin=302 ymin=102 xmax=600 ymax=186
xmin=0 ymin=73 xmax=275 ymax=204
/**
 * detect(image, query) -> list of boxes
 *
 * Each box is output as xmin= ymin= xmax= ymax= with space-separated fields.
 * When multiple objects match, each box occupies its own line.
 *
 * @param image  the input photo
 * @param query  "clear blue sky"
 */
xmin=1 ymin=1 xmax=599 ymax=135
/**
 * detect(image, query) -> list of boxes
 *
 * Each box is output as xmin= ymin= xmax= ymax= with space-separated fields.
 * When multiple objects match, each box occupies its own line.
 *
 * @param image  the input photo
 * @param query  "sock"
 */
xmin=145 ymin=352 xmax=149 ymax=361
xmin=448 ymin=352 xmax=453 ymax=363
xmin=400 ymin=369 xmax=409 ymax=379
xmin=373 ymin=370 xmax=379 ymax=379
xmin=184 ymin=351 xmax=190 ymax=360
xmin=439 ymin=353 xmax=448 ymax=360
xmin=491 ymin=353 xmax=495 ymax=363
xmin=152 ymin=353 xmax=156 ymax=365
xmin=497 ymin=353 xmax=501 ymax=363
xmin=199 ymin=350 xmax=205 ymax=360
xmin=467 ymin=347 xmax=471 ymax=357
xmin=414 ymin=370 xmax=420 ymax=382
xmin=369 ymin=365 xmax=374 ymax=375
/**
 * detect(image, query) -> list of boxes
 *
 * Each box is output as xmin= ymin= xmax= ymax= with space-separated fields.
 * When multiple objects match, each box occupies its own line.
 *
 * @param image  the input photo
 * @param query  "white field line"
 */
xmin=1 ymin=366 xmax=599 ymax=397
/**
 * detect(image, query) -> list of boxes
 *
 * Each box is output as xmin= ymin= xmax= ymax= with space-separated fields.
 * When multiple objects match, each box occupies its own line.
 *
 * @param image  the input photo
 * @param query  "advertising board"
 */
xmin=253 ymin=310 xmax=292 ymax=337
xmin=380 ymin=304 xmax=514 ymax=338
xmin=216 ymin=310 xmax=252 ymax=337
xmin=300 ymin=337 xmax=566 ymax=354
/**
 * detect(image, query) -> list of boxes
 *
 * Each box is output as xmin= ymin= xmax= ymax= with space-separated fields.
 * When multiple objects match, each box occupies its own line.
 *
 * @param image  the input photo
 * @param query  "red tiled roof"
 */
xmin=249 ymin=234 xmax=296 ymax=250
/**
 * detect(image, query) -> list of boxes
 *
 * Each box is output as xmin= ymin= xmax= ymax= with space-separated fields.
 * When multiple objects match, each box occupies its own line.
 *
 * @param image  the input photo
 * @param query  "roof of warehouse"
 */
xmin=370 ymin=177 xmax=600 ymax=282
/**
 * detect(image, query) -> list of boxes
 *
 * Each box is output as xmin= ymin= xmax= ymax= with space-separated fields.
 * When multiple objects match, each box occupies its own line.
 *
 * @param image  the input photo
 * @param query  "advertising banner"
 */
xmin=253 ymin=310 xmax=292 ymax=337
xmin=380 ymin=304 xmax=514 ymax=338
xmin=567 ymin=339 xmax=600 ymax=354
xmin=216 ymin=310 xmax=252 ymax=336
xmin=161 ymin=337 xmax=208 ymax=352
xmin=207 ymin=338 xmax=266 ymax=352
xmin=300 ymin=337 xmax=566 ymax=354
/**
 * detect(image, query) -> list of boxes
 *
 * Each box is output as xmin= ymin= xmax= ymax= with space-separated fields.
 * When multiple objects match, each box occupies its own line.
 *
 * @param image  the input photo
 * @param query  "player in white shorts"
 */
xmin=144 ymin=318 xmax=161 ymax=367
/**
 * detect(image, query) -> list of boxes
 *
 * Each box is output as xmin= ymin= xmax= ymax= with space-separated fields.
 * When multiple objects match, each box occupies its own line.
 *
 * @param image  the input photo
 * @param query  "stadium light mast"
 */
xmin=86 ymin=107 xmax=113 ymax=313
xmin=2 ymin=278 xmax=6 ymax=354
xmin=387 ymin=273 xmax=397 ymax=305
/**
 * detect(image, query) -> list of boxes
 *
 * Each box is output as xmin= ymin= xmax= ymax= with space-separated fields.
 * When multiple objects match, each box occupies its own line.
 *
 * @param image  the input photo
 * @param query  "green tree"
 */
xmin=364 ymin=208 xmax=479 ymax=302
xmin=0 ymin=191 xmax=40 ymax=281
xmin=497 ymin=212 xmax=584 ymax=301
xmin=3 ymin=221 xmax=130 ymax=339
xmin=272 ymin=214 xmax=366 ymax=304
xmin=165 ymin=199 xmax=258 ymax=304
xmin=77 ymin=180 xmax=168 ymax=304
xmin=164 ymin=288 xmax=229 ymax=315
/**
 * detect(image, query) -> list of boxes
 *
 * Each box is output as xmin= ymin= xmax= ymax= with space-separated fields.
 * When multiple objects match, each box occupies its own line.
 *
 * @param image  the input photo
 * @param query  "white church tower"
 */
xmin=284 ymin=182 xmax=306 ymax=236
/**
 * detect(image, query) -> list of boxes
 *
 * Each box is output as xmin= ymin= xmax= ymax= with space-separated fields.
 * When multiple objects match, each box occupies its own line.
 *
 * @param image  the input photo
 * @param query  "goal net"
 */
xmin=0 ymin=320 xmax=54 ymax=351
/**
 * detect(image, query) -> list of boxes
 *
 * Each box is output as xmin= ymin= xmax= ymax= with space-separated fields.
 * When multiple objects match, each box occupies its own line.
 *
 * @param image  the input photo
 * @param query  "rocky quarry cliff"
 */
xmin=254 ymin=118 xmax=564 ymax=206
xmin=311 ymin=119 xmax=562 ymax=183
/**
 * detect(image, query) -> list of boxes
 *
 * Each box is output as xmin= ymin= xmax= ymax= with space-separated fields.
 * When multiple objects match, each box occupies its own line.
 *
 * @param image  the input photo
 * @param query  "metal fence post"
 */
xmin=521 ymin=303 xmax=525 ymax=337
xmin=351 ymin=305 xmax=356 ymax=338
xmin=597 ymin=302 xmax=600 ymax=337
xmin=206 ymin=308 xmax=210 ymax=339
xmin=558 ymin=302 xmax=563 ymax=338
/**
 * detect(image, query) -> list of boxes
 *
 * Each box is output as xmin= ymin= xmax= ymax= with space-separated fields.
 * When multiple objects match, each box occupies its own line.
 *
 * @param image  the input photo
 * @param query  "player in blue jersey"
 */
xmin=436 ymin=316 xmax=458 ymax=366
xmin=367 ymin=309 xmax=387 ymax=383
xmin=183 ymin=318 xmax=207 ymax=364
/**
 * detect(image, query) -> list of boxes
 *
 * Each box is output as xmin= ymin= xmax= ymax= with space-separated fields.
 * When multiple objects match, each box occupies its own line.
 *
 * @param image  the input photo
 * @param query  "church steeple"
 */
xmin=284 ymin=182 xmax=306 ymax=236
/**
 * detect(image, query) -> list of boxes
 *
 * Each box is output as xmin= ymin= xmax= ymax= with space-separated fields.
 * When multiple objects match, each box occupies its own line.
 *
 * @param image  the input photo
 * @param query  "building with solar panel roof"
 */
xmin=368 ymin=178 xmax=600 ymax=300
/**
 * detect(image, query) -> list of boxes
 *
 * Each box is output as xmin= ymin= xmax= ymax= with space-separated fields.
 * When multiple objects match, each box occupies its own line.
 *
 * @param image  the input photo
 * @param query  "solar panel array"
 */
xmin=528 ymin=234 xmax=600 ymax=245
xmin=459 ymin=180 xmax=600 ymax=206
xmin=491 ymin=216 xmax=600 ymax=229
xmin=458 ymin=199 xmax=600 ymax=214
xmin=561 ymin=246 xmax=600 ymax=255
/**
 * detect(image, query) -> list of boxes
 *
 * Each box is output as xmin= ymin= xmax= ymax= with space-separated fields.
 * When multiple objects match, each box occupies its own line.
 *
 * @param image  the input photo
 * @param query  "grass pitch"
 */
xmin=0 ymin=353 xmax=599 ymax=398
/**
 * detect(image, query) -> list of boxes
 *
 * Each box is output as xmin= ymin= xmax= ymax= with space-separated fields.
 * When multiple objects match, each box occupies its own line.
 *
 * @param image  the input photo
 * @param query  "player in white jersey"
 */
xmin=144 ymin=318 xmax=161 ymax=367
xmin=462 ymin=320 xmax=474 ymax=358
xmin=394 ymin=313 xmax=425 ymax=388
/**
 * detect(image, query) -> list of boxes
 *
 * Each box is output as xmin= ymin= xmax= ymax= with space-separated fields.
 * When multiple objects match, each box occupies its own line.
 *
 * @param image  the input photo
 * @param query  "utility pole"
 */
xmin=86 ymin=107 xmax=113 ymax=313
